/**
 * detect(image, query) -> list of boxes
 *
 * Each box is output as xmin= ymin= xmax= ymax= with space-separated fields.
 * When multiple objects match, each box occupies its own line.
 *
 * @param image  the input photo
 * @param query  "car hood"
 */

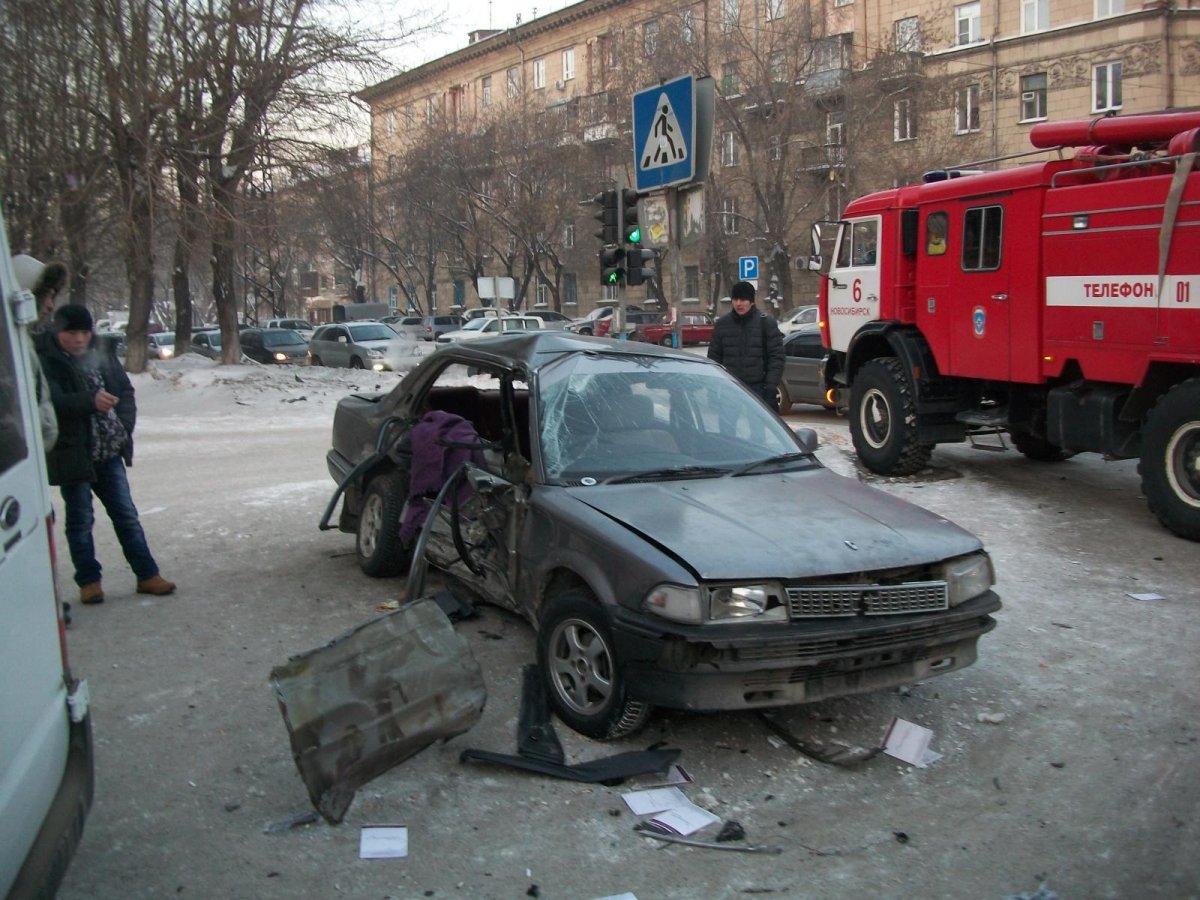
xmin=354 ymin=338 xmax=395 ymax=350
xmin=567 ymin=468 xmax=982 ymax=579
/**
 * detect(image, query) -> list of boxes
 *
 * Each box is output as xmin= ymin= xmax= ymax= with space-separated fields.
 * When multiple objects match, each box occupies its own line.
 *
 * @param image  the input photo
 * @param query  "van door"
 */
xmin=949 ymin=203 xmax=1011 ymax=380
xmin=826 ymin=217 xmax=882 ymax=353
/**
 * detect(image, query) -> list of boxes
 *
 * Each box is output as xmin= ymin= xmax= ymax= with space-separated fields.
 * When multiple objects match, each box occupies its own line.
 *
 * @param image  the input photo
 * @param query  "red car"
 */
xmin=635 ymin=311 xmax=714 ymax=346
xmin=595 ymin=310 xmax=663 ymax=338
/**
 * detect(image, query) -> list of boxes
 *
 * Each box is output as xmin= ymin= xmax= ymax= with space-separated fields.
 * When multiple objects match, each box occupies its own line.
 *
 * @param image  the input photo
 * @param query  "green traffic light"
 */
xmin=626 ymin=227 xmax=641 ymax=243
xmin=605 ymin=270 xmax=621 ymax=284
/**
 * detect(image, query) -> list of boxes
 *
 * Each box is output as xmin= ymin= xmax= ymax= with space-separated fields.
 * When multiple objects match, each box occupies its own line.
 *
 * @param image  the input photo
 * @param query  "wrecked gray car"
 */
xmin=324 ymin=332 xmax=1000 ymax=740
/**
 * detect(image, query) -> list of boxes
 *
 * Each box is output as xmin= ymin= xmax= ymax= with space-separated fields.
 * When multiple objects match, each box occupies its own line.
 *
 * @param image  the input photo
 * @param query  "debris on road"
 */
xmin=359 ymin=825 xmax=408 ymax=859
xmin=977 ymin=711 xmax=1007 ymax=724
xmin=881 ymin=717 xmax=943 ymax=768
xmin=756 ymin=711 xmax=880 ymax=767
xmin=270 ymin=598 xmax=487 ymax=824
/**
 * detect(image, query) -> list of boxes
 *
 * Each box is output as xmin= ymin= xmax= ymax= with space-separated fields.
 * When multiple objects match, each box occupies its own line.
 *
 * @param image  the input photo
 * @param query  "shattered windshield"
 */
xmin=537 ymin=353 xmax=800 ymax=484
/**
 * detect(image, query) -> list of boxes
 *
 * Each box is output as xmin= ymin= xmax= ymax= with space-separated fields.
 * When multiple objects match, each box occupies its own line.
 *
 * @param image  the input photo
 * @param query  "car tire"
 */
xmin=356 ymin=471 xmax=412 ymax=577
xmin=350 ymin=357 xmax=364 ymax=369
xmin=777 ymin=382 xmax=794 ymax=414
xmin=578 ymin=327 xmax=593 ymax=336
xmin=538 ymin=591 xmax=651 ymax=741
xmin=310 ymin=355 xmax=323 ymax=367
xmin=1138 ymin=378 xmax=1200 ymax=541
xmin=849 ymin=356 xmax=932 ymax=475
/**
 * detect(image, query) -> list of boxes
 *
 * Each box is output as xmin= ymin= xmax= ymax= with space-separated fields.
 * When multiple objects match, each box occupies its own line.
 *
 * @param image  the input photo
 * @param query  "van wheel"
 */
xmin=538 ymin=592 xmax=651 ymax=741
xmin=850 ymin=357 xmax=932 ymax=475
xmin=356 ymin=471 xmax=412 ymax=576
xmin=1139 ymin=379 xmax=1200 ymax=541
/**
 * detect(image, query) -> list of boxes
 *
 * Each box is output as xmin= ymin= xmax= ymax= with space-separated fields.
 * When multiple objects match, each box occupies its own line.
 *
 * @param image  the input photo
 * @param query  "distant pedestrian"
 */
xmin=708 ymin=280 xmax=785 ymax=410
xmin=36 ymin=304 xmax=175 ymax=605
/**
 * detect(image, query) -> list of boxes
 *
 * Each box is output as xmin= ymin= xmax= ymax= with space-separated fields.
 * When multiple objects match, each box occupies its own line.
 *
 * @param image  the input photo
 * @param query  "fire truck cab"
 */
xmin=820 ymin=110 xmax=1200 ymax=541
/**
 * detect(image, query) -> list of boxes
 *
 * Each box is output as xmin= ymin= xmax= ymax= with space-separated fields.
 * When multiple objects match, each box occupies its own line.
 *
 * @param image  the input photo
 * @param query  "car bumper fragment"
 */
xmin=608 ymin=592 xmax=1000 ymax=711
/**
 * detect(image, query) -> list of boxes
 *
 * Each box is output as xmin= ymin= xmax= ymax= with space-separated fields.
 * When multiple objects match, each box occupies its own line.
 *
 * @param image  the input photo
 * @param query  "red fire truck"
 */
xmin=818 ymin=110 xmax=1200 ymax=540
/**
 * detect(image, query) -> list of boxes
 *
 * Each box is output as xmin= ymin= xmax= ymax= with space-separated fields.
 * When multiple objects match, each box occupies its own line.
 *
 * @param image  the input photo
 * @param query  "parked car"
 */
xmin=239 ymin=327 xmax=309 ymax=365
xmin=565 ymin=304 xmax=642 ymax=335
xmin=436 ymin=315 xmax=544 ymax=343
xmin=323 ymin=332 xmax=1001 ymax=740
xmin=419 ymin=315 xmax=466 ymax=342
xmin=779 ymin=304 xmax=819 ymax=335
xmin=522 ymin=309 xmax=572 ymax=330
xmin=95 ymin=331 xmax=127 ymax=358
xmin=461 ymin=307 xmax=513 ymax=322
xmin=189 ymin=330 xmax=222 ymax=360
xmin=635 ymin=311 xmax=715 ymax=346
xmin=1 ymin=220 xmax=93 ymax=897
xmin=146 ymin=332 xmax=176 ymax=360
xmin=778 ymin=325 xmax=835 ymax=411
xmin=309 ymin=322 xmax=404 ymax=370
xmin=595 ymin=310 xmax=662 ymax=338
xmin=264 ymin=317 xmax=314 ymax=338
xmin=382 ymin=315 xmax=425 ymax=340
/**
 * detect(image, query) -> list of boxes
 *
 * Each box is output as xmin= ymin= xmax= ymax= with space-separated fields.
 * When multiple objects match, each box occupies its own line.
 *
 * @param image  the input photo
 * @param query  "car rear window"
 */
xmin=262 ymin=330 xmax=306 ymax=347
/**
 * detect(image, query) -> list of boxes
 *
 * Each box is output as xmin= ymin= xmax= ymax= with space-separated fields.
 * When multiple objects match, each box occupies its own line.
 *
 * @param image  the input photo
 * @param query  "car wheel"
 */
xmin=578 ymin=327 xmax=593 ymax=336
xmin=1138 ymin=378 xmax=1200 ymax=541
xmin=350 ymin=357 xmax=364 ymax=369
xmin=538 ymin=591 xmax=652 ymax=741
xmin=659 ymin=336 xmax=673 ymax=347
xmin=310 ymin=355 xmax=323 ymax=366
xmin=356 ymin=471 xmax=412 ymax=577
xmin=777 ymin=382 xmax=794 ymax=414
xmin=849 ymin=357 xmax=932 ymax=475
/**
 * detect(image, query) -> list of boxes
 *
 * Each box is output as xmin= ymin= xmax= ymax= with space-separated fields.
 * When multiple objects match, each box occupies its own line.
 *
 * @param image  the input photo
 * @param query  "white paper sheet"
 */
xmin=359 ymin=825 xmax=409 ymax=859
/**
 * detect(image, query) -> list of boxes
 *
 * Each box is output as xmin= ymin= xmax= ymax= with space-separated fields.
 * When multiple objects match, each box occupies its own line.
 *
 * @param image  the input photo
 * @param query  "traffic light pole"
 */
xmin=615 ymin=170 xmax=628 ymax=341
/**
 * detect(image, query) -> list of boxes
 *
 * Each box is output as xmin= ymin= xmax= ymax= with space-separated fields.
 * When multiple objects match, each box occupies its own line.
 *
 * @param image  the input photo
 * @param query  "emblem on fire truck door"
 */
xmin=972 ymin=306 xmax=986 ymax=338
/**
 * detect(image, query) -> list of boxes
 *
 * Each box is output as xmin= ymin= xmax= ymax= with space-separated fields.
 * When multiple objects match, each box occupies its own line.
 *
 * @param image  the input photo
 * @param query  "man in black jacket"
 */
xmin=36 ymin=305 xmax=175 ymax=605
xmin=707 ymin=280 xmax=785 ymax=409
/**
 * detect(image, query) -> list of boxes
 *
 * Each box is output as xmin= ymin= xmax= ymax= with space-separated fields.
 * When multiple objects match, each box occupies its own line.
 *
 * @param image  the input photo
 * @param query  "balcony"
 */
xmin=872 ymin=52 xmax=923 ymax=85
xmin=803 ymin=67 xmax=849 ymax=98
xmin=797 ymin=144 xmax=846 ymax=174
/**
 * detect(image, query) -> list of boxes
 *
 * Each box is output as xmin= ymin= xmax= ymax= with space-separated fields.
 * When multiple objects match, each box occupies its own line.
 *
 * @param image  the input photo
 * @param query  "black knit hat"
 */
xmin=53 ymin=304 xmax=94 ymax=333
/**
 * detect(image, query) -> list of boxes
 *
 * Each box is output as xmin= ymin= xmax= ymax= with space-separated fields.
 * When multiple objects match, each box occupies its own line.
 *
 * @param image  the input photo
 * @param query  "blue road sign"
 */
xmin=739 ymin=256 xmax=759 ymax=280
xmin=632 ymin=76 xmax=696 ymax=192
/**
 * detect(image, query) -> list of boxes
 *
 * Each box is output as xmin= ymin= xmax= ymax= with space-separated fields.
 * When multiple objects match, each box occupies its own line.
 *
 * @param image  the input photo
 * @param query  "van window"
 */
xmin=926 ymin=211 xmax=948 ymax=256
xmin=962 ymin=205 xmax=1002 ymax=270
xmin=0 ymin=298 xmax=29 ymax=474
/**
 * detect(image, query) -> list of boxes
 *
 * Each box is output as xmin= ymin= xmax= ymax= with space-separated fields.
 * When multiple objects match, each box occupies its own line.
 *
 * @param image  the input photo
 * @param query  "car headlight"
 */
xmin=272 ymin=352 xmax=287 ymax=362
xmin=366 ymin=348 xmax=384 ymax=358
xmin=643 ymin=584 xmax=703 ymax=624
xmin=708 ymin=583 xmax=788 ymax=622
xmin=943 ymin=552 xmax=994 ymax=607
xmin=160 ymin=347 xmax=174 ymax=359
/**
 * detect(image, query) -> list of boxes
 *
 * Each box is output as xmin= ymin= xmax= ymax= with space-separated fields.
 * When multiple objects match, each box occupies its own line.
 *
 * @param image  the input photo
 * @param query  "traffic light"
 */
xmin=621 ymin=189 xmax=642 ymax=245
xmin=600 ymin=245 xmax=625 ymax=287
xmin=592 ymin=189 xmax=620 ymax=245
xmin=624 ymin=246 xmax=658 ymax=288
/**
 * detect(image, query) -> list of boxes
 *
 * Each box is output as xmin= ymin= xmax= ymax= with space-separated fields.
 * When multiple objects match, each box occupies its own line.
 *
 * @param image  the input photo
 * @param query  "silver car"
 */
xmin=308 ymin=322 xmax=403 ymax=370
xmin=325 ymin=333 xmax=1000 ymax=740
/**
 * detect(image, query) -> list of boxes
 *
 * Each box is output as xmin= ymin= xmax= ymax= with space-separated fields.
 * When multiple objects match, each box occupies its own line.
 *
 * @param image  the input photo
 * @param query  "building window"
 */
xmin=721 ymin=130 xmax=739 ymax=167
xmin=1020 ymin=73 xmax=1047 ymax=121
xmin=507 ymin=66 xmax=520 ymax=97
xmin=681 ymin=9 xmax=697 ymax=43
xmin=533 ymin=58 xmax=546 ymax=89
xmin=769 ymin=50 xmax=786 ymax=83
xmin=1093 ymin=61 xmax=1122 ymax=112
xmin=767 ymin=134 xmax=782 ymax=161
xmin=643 ymin=20 xmax=658 ymax=56
xmin=765 ymin=0 xmax=784 ymax=21
xmin=563 ymin=273 xmax=578 ymax=306
xmin=721 ymin=197 xmax=739 ymax=234
xmin=962 ymin=205 xmax=1002 ymax=271
xmin=895 ymin=16 xmax=920 ymax=52
xmin=721 ymin=62 xmax=740 ymax=96
xmin=405 ymin=105 xmax=414 ymax=127
xmin=481 ymin=75 xmax=492 ymax=107
xmin=602 ymin=283 xmax=619 ymax=301
xmin=1021 ymin=0 xmax=1047 ymax=33
xmin=813 ymin=35 xmax=847 ymax=72
xmin=954 ymin=84 xmax=981 ymax=133
xmin=955 ymin=2 xmax=981 ymax=46
xmin=721 ymin=0 xmax=739 ymax=32
xmin=386 ymin=155 xmax=398 ymax=177
xmin=563 ymin=222 xmax=575 ymax=248
xmin=562 ymin=47 xmax=575 ymax=80
xmin=894 ymin=98 xmax=916 ymax=141
xmin=834 ymin=0 xmax=852 ymax=6
xmin=684 ymin=266 xmax=700 ymax=299
xmin=826 ymin=110 xmax=845 ymax=146
xmin=536 ymin=281 xmax=550 ymax=306
xmin=453 ymin=280 xmax=465 ymax=307
xmin=386 ymin=109 xmax=396 ymax=135
xmin=1096 ymin=0 xmax=1124 ymax=17
xmin=426 ymin=96 xmax=436 ymax=123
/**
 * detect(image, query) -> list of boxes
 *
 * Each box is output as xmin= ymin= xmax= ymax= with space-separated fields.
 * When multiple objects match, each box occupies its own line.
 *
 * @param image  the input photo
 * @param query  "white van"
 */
xmin=0 ymin=218 xmax=94 ymax=897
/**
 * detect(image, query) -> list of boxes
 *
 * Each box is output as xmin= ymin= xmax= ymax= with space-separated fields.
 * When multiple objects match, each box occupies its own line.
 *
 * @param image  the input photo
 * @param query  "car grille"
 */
xmin=737 ymin=616 xmax=983 ymax=663
xmin=786 ymin=581 xmax=948 ymax=618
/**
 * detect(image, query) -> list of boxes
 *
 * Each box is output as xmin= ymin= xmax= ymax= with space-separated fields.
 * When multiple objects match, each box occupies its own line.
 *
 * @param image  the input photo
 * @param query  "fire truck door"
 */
xmin=949 ymin=204 xmax=1010 ymax=381
xmin=827 ymin=218 xmax=881 ymax=352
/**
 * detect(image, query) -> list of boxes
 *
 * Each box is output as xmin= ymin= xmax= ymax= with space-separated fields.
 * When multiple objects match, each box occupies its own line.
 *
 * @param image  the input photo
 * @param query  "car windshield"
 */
xmin=262 ymin=330 xmax=306 ymax=347
xmin=537 ymin=353 xmax=803 ymax=484
xmin=348 ymin=324 xmax=395 ymax=342
xmin=153 ymin=333 xmax=174 ymax=345
xmin=461 ymin=318 xmax=492 ymax=332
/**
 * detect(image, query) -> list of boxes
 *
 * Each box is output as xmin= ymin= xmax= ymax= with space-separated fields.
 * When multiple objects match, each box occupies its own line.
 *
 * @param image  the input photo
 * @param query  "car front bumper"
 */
xmin=608 ymin=592 xmax=1000 ymax=711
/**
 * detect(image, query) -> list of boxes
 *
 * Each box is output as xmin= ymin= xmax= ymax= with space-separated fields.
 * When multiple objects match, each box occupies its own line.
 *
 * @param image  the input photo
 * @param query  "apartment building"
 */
xmin=356 ymin=0 xmax=1200 ymax=318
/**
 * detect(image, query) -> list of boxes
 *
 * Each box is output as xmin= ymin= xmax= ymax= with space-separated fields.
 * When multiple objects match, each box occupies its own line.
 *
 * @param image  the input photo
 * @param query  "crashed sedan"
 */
xmin=324 ymin=332 xmax=1000 ymax=740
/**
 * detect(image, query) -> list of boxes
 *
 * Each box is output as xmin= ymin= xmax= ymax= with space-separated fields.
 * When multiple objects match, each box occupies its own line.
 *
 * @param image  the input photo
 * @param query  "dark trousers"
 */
xmin=60 ymin=455 xmax=159 ymax=586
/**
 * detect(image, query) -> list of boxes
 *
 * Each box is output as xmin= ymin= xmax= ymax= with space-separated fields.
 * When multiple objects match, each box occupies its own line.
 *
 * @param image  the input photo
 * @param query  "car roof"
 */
xmin=418 ymin=330 xmax=708 ymax=371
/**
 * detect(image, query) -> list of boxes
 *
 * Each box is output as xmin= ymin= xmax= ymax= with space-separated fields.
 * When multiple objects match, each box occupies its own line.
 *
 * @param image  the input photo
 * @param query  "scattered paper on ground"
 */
xmin=1126 ymin=592 xmax=1164 ymax=601
xmin=359 ymin=825 xmax=409 ymax=859
xmin=882 ymin=717 xmax=942 ymax=768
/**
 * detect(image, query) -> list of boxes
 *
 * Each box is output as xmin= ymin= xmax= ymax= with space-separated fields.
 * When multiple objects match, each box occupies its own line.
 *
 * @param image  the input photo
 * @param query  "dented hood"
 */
xmin=569 ymin=468 xmax=982 ymax=579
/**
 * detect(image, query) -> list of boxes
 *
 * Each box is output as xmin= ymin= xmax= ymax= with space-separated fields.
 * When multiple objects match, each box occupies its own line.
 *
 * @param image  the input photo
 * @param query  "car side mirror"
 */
xmin=794 ymin=427 xmax=819 ymax=454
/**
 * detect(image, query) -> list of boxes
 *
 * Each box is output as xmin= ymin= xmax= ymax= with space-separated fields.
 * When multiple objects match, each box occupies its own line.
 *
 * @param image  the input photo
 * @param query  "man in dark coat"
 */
xmin=36 ymin=304 xmax=174 ymax=605
xmin=707 ymin=280 xmax=786 ymax=409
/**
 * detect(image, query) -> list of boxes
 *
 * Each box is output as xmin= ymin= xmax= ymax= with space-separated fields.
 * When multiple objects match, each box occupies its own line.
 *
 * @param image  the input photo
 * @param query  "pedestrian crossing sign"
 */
xmin=632 ymin=75 xmax=696 ymax=191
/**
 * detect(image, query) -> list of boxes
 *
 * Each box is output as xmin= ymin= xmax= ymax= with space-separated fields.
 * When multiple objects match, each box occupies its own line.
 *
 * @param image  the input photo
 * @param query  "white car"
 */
xmin=779 ymin=304 xmax=819 ymax=335
xmin=437 ymin=316 xmax=544 ymax=343
xmin=461 ymin=307 xmax=514 ymax=323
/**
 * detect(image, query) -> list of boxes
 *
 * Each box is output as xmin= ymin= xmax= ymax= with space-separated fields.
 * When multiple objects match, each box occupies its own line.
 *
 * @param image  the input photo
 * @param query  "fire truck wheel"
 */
xmin=1011 ymin=431 xmax=1076 ymax=462
xmin=850 ymin=357 xmax=932 ymax=476
xmin=1139 ymin=379 xmax=1200 ymax=541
